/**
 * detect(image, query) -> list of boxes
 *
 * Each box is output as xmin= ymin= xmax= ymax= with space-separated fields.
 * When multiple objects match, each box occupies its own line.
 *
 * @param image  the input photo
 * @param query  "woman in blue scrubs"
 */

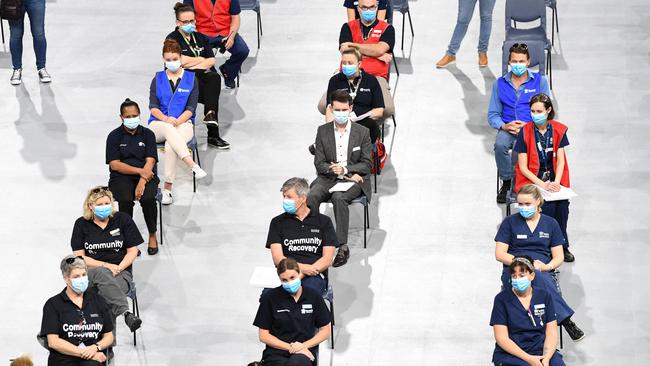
xmin=490 ymin=256 xmax=564 ymax=366
xmin=495 ymin=184 xmax=585 ymax=342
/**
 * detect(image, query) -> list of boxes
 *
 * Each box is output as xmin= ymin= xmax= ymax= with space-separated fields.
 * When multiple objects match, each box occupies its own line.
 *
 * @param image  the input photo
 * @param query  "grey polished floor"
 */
xmin=1 ymin=0 xmax=649 ymax=365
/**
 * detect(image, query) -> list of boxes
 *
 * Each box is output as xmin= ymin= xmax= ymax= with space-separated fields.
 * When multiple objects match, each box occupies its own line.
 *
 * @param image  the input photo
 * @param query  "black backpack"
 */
xmin=0 ymin=0 xmax=23 ymax=20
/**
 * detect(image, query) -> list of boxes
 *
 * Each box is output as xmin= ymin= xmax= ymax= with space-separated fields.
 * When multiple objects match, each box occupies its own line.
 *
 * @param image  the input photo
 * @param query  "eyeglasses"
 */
xmin=65 ymin=256 xmax=84 ymax=264
xmin=358 ymin=5 xmax=378 ymax=11
xmin=91 ymin=186 xmax=109 ymax=194
xmin=178 ymin=19 xmax=196 ymax=25
xmin=510 ymin=43 xmax=528 ymax=51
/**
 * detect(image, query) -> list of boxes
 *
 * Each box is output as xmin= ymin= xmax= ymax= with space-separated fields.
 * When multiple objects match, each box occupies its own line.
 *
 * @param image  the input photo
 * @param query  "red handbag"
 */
xmin=371 ymin=141 xmax=387 ymax=174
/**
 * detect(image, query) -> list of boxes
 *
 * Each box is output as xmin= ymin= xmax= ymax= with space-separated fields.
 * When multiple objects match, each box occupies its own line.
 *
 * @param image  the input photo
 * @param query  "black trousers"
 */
xmin=262 ymin=351 xmax=318 ymax=366
xmin=48 ymin=352 xmax=104 ymax=366
xmin=109 ymin=175 xmax=158 ymax=234
xmin=195 ymin=70 xmax=221 ymax=139
xmin=356 ymin=116 xmax=380 ymax=143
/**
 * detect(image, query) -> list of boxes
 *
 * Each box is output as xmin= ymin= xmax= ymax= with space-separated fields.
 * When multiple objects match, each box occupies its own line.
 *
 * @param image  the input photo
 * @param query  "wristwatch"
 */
xmin=95 ymin=344 xmax=102 ymax=351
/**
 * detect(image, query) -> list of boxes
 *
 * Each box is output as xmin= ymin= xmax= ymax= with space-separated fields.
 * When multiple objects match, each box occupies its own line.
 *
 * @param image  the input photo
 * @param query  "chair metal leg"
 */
xmin=555 ymin=6 xmax=559 ymax=33
xmin=547 ymin=51 xmax=553 ymax=90
xmin=192 ymin=149 xmax=197 ymax=193
xmin=131 ymin=293 xmax=139 ymax=346
xmin=363 ymin=206 xmax=367 ymax=249
xmin=256 ymin=12 xmax=261 ymax=49
xmin=158 ymin=200 xmax=163 ymax=246
xmin=392 ymin=56 xmax=400 ymax=76
xmin=1 ymin=19 xmax=5 ymax=45
xmin=330 ymin=300 xmax=335 ymax=349
xmin=373 ymin=149 xmax=378 ymax=193
xmin=401 ymin=12 xmax=405 ymax=50
xmin=258 ymin=10 xmax=263 ymax=35
xmin=551 ymin=8 xmax=555 ymax=46
xmin=506 ymin=203 xmax=511 ymax=216
xmin=392 ymin=114 xmax=396 ymax=128
xmin=365 ymin=204 xmax=370 ymax=229
xmin=559 ymin=325 xmax=564 ymax=349
xmin=407 ymin=10 xmax=414 ymax=37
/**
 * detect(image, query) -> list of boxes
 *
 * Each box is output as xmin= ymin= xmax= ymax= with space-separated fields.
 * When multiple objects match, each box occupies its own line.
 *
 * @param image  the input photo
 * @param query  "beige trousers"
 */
xmin=149 ymin=121 xmax=194 ymax=184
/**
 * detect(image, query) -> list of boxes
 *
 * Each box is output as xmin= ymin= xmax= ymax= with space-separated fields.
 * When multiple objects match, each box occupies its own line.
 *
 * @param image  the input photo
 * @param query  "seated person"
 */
xmin=326 ymin=49 xmax=384 ymax=143
xmin=266 ymin=177 xmax=337 ymax=295
xmin=514 ymin=93 xmax=574 ymax=262
xmin=490 ymin=256 xmax=565 ymax=366
xmin=339 ymin=0 xmax=395 ymax=80
xmin=166 ymin=2 xmax=230 ymax=149
xmin=308 ymin=90 xmax=372 ymax=268
xmin=253 ymin=258 xmax=331 ymax=366
xmin=10 ymin=355 xmax=33 ymax=366
xmin=41 ymin=255 xmax=114 ymax=366
xmin=344 ymin=0 xmax=388 ymax=21
xmin=487 ymin=43 xmax=550 ymax=204
xmin=70 ymin=187 xmax=143 ymax=333
xmin=149 ymin=39 xmax=208 ymax=205
xmin=183 ymin=0 xmax=249 ymax=88
xmin=495 ymin=184 xmax=585 ymax=342
xmin=106 ymin=98 xmax=160 ymax=255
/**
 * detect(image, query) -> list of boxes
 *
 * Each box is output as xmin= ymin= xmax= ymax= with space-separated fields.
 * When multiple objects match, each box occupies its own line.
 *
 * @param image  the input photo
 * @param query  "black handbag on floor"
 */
xmin=0 ymin=0 xmax=24 ymax=20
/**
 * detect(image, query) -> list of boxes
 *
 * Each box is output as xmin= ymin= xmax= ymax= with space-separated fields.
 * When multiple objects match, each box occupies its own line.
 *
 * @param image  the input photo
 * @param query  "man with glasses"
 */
xmin=339 ymin=0 xmax=395 ymax=80
xmin=344 ymin=0 xmax=389 ymax=22
xmin=488 ymin=43 xmax=550 ymax=204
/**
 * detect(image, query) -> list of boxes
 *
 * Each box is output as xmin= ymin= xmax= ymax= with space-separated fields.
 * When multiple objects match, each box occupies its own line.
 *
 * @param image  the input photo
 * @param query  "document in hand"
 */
xmin=350 ymin=111 xmax=373 ymax=122
xmin=535 ymin=185 xmax=578 ymax=201
xmin=329 ymin=182 xmax=355 ymax=193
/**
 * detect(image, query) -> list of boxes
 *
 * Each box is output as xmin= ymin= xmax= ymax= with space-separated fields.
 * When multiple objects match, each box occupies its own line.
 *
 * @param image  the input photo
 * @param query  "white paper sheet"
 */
xmin=329 ymin=181 xmax=355 ymax=192
xmin=535 ymin=185 xmax=578 ymax=201
xmin=249 ymin=266 xmax=281 ymax=288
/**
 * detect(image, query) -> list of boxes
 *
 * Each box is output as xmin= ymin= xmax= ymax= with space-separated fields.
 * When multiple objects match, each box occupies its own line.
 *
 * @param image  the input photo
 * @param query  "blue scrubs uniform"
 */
xmin=490 ymin=288 xmax=565 ymax=366
xmin=495 ymin=214 xmax=574 ymax=323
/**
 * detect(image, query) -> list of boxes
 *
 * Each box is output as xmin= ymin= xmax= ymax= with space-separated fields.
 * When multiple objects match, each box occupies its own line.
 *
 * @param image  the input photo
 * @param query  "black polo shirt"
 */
xmin=41 ymin=287 xmax=113 ymax=352
xmin=253 ymin=286 xmax=331 ymax=358
xmin=106 ymin=125 xmax=158 ymax=181
xmin=339 ymin=19 xmax=395 ymax=53
xmin=327 ymin=70 xmax=384 ymax=117
xmin=266 ymin=210 xmax=338 ymax=265
xmin=166 ymin=29 xmax=215 ymax=63
xmin=71 ymin=212 xmax=143 ymax=272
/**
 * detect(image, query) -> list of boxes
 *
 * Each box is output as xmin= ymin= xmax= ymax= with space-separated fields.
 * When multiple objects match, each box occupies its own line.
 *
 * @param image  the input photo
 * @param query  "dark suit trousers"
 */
xmin=308 ymin=180 xmax=363 ymax=245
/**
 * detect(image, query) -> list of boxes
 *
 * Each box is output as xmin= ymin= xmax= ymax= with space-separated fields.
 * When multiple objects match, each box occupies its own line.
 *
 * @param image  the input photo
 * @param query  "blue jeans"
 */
xmin=542 ymin=200 xmax=570 ymax=248
xmin=206 ymin=34 xmax=249 ymax=81
xmin=9 ymin=0 xmax=47 ymax=70
xmin=446 ymin=0 xmax=496 ymax=55
xmin=494 ymin=129 xmax=516 ymax=180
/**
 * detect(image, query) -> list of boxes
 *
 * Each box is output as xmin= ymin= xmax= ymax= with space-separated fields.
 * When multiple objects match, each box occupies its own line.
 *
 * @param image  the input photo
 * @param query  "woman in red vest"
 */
xmin=514 ymin=93 xmax=575 ymax=262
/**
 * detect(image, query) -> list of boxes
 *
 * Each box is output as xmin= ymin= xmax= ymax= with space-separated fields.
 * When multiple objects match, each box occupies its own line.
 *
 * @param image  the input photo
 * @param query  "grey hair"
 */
xmin=60 ymin=255 xmax=87 ymax=277
xmin=281 ymin=177 xmax=310 ymax=197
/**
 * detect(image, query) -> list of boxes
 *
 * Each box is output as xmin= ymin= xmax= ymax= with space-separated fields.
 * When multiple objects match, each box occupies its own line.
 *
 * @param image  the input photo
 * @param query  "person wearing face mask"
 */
xmin=490 ymin=256 xmax=566 ymax=366
xmin=513 ymin=94 xmax=574 ymax=262
xmin=70 ymin=187 xmax=144 ymax=338
xmin=494 ymin=185 xmax=585 ymax=342
xmin=266 ymin=178 xmax=338 ymax=295
xmin=344 ymin=0 xmax=388 ymax=22
xmin=106 ymin=99 xmax=159 ymax=254
xmin=40 ymin=255 xmax=114 ymax=366
xmin=308 ymin=90 xmax=372 ymax=267
xmin=165 ymin=2 xmax=230 ymax=150
xmin=339 ymin=0 xmax=395 ymax=80
xmin=325 ymin=49 xmax=384 ymax=143
xmin=487 ymin=43 xmax=550 ymax=204
xmin=149 ymin=39 xmax=208 ymax=205
xmin=253 ymin=258 xmax=332 ymax=366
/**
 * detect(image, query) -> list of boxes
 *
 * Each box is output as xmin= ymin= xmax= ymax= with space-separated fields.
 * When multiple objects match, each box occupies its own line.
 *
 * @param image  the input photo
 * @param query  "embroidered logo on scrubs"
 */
xmin=539 ymin=232 xmax=550 ymax=239
xmin=310 ymin=229 xmax=320 ymax=233
xmin=138 ymin=142 xmax=145 ymax=147
xmin=533 ymin=304 xmax=546 ymax=317
xmin=301 ymin=304 xmax=313 ymax=314
xmin=360 ymin=88 xmax=371 ymax=92
xmin=120 ymin=144 xmax=127 ymax=147
xmin=110 ymin=228 xmax=121 ymax=237
xmin=516 ymin=234 xmax=528 ymax=239
xmin=524 ymin=88 xmax=537 ymax=93
xmin=90 ymin=313 xmax=100 ymax=318
xmin=276 ymin=309 xmax=290 ymax=313
xmin=177 ymin=88 xmax=191 ymax=93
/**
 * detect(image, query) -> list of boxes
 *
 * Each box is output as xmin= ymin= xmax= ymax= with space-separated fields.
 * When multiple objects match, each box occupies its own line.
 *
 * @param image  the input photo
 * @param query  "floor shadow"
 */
xmin=217 ymin=87 xmax=246 ymax=130
xmin=13 ymin=84 xmax=77 ymax=180
xmin=240 ymin=51 xmax=259 ymax=74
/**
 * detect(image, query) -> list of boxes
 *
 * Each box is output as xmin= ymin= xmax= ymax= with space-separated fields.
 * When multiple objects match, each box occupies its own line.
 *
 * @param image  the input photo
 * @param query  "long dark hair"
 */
xmin=529 ymin=93 xmax=555 ymax=120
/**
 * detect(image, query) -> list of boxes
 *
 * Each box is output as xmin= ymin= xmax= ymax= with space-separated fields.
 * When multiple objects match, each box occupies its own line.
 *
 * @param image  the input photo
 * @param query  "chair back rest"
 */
xmin=239 ymin=0 xmax=259 ymax=11
xmin=390 ymin=0 xmax=409 ymax=11
xmin=318 ymin=91 xmax=327 ymax=115
xmin=501 ymin=40 xmax=546 ymax=76
xmin=505 ymin=0 xmax=546 ymax=27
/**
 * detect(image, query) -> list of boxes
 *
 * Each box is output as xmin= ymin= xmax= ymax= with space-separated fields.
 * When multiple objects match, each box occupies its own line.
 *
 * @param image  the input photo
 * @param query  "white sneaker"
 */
xmin=161 ymin=189 xmax=173 ymax=205
xmin=38 ymin=68 xmax=52 ymax=83
xmin=191 ymin=164 xmax=207 ymax=179
xmin=10 ymin=69 xmax=22 ymax=85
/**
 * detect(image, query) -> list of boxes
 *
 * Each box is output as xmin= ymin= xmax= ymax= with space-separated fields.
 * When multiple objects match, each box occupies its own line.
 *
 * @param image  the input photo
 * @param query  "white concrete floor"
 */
xmin=1 ymin=0 xmax=649 ymax=365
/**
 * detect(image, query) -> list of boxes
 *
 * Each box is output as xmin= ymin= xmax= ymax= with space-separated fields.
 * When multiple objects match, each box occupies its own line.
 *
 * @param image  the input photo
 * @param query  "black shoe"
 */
xmin=208 ymin=136 xmax=231 ymax=150
xmin=308 ymin=143 xmax=316 ymax=155
xmin=247 ymin=362 xmax=263 ymax=366
xmin=332 ymin=244 xmax=350 ymax=268
xmin=563 ymin=247 xmax=575 ymax=262
xmin=147 ymin=246 xmax=158 ymax=255
xmin=219 ymin=65 xmax=237 ymax=89
xmin=203 ymin=110 xmax=218 ymax=126
xmin=124 ymin=311 xmax=142 ymax=332
xmin=561 ymin=318 xmax=585 ymax=341
xmin=497 ymin=180 xmax=511 ymax=204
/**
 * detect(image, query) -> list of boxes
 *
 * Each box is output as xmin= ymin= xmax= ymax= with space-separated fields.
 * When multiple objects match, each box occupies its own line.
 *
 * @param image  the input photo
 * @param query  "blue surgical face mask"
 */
xmin=282 ymin=278 xmax=301 ymax=294
xmin=519 ymin=205 xmax=536 ymax=219
xmin=510 ymin=63 xmax=527 ymax=76
xmin=94 ymin=205 xmax=113 ymax=220
xmin=70 ymin=276 xmax=89 ymax=294
xmin=342 ymin=64 xmax=358 ymax=78
xmin=123 ymin=116 xmax=140 ymax=130
xmin=511 ymin=276 xmax=530 ymax=293
xmin=283 ymin=199 xmax=297 ymax=215
xmin=165 ymin=60 xmax=182 ymax=72
xmin=333 ymin=111 xmax=349 ymax=125
xmin=531 ymin=113 xmax=547 ymax=125
xmin=180 ymin=23 xmax=196 ymax=34
xmin=361 ymin=9 xmax=377 ymax=23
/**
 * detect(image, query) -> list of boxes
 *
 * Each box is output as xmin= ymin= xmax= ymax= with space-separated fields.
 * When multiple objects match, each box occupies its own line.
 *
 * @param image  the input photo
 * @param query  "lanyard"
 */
xmin=534 ymin=124 xmax=553 ymax=175
xmin=348 ymin=74 xmax=363 ymax=100
xmin=181 ymin=33 xmax=201 ymax=57
xmin=361 ymin=22 xmax=376 ymax=41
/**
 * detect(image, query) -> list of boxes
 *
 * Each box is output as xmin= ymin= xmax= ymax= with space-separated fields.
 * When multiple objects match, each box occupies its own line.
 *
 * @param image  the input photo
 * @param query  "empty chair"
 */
xmin=389 ymin=0 xmax=414 ymax=50
xmin=239 ymin=0 xmax=262 ymax=49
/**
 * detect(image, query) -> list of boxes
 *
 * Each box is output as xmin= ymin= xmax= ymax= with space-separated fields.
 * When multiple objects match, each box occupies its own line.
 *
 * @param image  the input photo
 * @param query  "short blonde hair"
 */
xmin=83 ymin=186 xmax=116 ymax=220
xmin=10 ymin=355 xmax=33 ymax=366
xmin=518 ymin=184 xmax=545 ymax=208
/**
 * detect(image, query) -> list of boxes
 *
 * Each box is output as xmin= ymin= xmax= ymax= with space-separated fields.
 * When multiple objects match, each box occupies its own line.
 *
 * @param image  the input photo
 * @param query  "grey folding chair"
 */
xmin=546 ymin=0 xmax=559 ymax=46
xmin=239 ymin=0 xmax=262 ymax=49
xmin=389 ymin=0 xmax=414 ymax=50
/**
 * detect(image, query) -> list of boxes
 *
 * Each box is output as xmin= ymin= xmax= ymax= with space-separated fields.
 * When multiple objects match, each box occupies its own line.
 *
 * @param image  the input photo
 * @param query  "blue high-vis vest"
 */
xmin=148 ymin=70 xmax=195 ymax=124
xmin=497 ymin=71 xmax=542 ymax=123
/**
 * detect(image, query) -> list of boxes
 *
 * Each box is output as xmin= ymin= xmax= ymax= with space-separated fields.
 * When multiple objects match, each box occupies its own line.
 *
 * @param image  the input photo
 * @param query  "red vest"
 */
xmin=348 ymin=20 xmax=390 ymax=79
xmin=515 ymin=120 xmax=570 ymax=192
xmin=194 ymin=0 xmax=232 ymax=37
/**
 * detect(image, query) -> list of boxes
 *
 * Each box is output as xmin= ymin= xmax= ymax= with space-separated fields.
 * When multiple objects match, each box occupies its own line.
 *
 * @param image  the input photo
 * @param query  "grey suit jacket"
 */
xmin=312 ymin=122 xmax=373 ymax=201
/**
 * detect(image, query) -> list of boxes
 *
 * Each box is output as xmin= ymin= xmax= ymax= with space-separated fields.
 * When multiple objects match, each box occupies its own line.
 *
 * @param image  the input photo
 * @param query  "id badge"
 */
xmin=541 ymin=171 xmax=551 ymax=182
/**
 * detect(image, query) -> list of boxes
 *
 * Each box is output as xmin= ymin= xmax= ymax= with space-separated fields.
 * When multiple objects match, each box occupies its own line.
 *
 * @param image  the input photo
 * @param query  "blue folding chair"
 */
xmin=239 ymin=0 xmax=262 ymax=49
xmin=389 ymin=0 xmax=414 ymax=51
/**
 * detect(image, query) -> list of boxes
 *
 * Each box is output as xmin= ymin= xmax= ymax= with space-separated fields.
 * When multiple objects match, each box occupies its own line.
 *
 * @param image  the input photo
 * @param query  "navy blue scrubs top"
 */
xmin=495 ymin=214 xmax=565 ymax=263
xmin=490 ymin=288 xmax=557 ymax=364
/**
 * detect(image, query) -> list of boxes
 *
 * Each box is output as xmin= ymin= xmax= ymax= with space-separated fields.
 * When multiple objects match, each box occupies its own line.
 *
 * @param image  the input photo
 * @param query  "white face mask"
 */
xmin=165 ymin=60 xmax=181 ymax=72
xmin=333 ymin=110 xmax=349 ymax=125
